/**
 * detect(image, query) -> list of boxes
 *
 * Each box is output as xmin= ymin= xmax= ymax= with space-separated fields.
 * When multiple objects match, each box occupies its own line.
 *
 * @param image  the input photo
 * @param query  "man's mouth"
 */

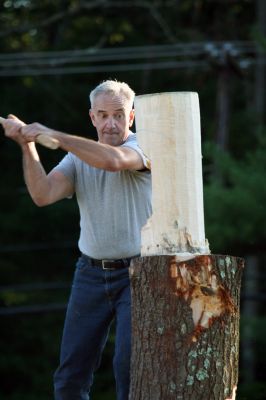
xmin=103 ymin=131 xmax=119 ymax=135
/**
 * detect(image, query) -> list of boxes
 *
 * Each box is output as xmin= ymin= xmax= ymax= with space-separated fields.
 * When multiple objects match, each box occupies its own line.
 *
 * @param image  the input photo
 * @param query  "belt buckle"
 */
xmin=102 ymin=259 xmax=115 ymax=270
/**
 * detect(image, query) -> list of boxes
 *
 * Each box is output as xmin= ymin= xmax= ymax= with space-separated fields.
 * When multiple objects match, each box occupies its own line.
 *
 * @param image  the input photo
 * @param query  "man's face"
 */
xmin=89 ymin=93 xmax=135 ymax=146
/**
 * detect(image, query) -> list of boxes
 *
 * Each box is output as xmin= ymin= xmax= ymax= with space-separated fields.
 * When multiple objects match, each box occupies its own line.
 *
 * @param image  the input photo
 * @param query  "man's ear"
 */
xmin=129 ymin=109 xmax=135 ymax=127
xmin=89 ymin=109 xmax=96 ymax=127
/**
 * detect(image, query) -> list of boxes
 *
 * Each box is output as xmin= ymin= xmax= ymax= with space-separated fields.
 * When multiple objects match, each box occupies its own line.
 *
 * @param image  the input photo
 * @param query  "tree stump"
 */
xmin=129 ymin=254 xmax=244 ymax=400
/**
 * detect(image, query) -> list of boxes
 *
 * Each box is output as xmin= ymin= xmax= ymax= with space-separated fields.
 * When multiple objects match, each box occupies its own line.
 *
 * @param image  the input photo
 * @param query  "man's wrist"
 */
xmin=21 ymin=141 xmax=36 ymax=152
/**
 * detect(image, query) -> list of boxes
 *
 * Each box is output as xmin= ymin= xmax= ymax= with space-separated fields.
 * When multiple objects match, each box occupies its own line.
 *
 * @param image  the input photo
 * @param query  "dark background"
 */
xmin=0 ymin=1 xmax=265 ymax=399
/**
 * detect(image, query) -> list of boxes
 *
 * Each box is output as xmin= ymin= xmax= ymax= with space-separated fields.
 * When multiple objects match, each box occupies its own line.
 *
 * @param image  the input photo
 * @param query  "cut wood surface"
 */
xmin=129 ymin=254 xmax=244 ymax=400
xmin=135 ymin=92 xmax=210 ymax=259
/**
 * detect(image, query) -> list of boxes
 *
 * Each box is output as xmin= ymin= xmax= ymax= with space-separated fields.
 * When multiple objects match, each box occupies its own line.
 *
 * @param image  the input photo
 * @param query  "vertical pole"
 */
xmin=216 ymin=67 xmax=231 ymax=150
xmin=255 ymin=0 xmax=266 ymax=127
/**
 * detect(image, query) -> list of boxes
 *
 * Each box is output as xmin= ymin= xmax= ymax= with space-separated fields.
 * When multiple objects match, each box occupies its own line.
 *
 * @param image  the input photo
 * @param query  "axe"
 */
xmin=0 ymin=116 xmax=59 ymax=149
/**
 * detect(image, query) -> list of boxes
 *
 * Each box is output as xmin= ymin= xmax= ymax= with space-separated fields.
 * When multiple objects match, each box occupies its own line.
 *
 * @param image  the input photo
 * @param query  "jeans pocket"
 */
xmin=75 ymin=256 xmax=90 ymax=272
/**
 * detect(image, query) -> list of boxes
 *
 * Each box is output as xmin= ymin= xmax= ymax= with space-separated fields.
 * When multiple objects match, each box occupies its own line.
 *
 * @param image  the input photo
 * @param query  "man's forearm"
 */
xmin=52 ymin=131 xmax=124 ymax=171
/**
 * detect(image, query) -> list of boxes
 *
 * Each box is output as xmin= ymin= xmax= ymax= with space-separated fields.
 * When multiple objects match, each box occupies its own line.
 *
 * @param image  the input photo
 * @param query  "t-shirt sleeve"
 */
xmin=121 ymin=134 xmax=151 ymax=170
xmin=51 ymin=152 xmax=76 ymax=185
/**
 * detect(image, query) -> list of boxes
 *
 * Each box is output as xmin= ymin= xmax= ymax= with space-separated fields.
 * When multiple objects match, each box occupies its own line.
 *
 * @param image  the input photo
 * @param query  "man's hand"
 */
xmin=20 ymin=122 xmax=51 ymax=142
xmin=1 ymin=116 xmax=60 ymax=149
xmin=0 ymin=114 xmax=27 ymax=146
xmin=20 ymin=122 xmax=60 ymax=149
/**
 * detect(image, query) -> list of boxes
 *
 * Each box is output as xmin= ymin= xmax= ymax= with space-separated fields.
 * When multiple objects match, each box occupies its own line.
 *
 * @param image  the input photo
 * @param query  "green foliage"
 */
xmin=241 ymin=316 xmax=266 ymax=346
xmin=204 ymin=132 xmax=266 ymax=254
xmin=0 ymin=0 xmax=255 ymax=53
xmin=237 ymin=382 xmax=266 ymax=400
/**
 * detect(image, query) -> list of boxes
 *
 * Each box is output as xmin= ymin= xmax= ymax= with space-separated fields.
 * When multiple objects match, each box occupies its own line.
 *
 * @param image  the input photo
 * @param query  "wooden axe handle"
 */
xmin=35 ymin=133 xmax=60 ymax=149
xmin=0 ymin=116 xmax=60 ymax=150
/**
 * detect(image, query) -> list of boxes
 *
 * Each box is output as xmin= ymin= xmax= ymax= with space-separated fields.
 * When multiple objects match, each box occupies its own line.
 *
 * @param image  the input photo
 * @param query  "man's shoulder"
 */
xmin=121 ymin=132 xmax=151 ymax=171
xmin=121 ymin=132 xmax=137 ymax=147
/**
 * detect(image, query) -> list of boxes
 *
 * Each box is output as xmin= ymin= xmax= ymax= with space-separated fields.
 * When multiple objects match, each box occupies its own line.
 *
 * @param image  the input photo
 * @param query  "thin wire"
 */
xmin=0 ymin=41 xmax=256 ymax=60
xmin=0 ymin=60 xmax=209 ymax=77
xmin=0 ymin=41 xmax=258 ymax=77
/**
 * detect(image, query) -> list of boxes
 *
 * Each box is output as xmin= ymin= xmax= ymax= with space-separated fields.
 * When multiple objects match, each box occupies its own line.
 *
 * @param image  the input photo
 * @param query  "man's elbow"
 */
xmin=104 ymin=152 xmax=140 ymax=172
xmin=31 ymin=193 xmax=51 ymax=207
xmin=103 ymin=158 xmax=124 ymax=172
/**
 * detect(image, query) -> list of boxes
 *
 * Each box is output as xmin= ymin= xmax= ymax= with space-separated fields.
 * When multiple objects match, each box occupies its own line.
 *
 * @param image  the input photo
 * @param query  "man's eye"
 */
xmin=115 ymin=113 xmax=124 ymax=120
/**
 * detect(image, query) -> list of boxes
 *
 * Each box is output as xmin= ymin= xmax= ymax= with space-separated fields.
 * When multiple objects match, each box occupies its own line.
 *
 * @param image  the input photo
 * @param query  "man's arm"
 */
xmin=1 ymin=116 xmax=74 ymax=206
xmin=20 ymin=122 xmax=145 ymax=172
xmin=22 ymin=142 xmax=74 ymax=206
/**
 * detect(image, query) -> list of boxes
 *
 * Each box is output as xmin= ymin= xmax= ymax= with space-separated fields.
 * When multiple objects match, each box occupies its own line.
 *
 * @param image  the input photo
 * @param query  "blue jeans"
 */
xmin=54 ymin=255 xmax=131 ymax=400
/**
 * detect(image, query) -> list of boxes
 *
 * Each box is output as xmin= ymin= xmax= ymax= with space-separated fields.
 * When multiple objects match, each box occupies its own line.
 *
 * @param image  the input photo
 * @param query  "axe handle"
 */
xmin=0 ymin=116 xmax=59 ymax=150
xmin=35 ymin=133 xmax=60 ymax=149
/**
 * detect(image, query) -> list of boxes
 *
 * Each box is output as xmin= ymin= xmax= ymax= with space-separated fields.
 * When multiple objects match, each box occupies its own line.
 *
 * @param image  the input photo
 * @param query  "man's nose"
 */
xmin=105 ymin=117 xmax=116 ymax=128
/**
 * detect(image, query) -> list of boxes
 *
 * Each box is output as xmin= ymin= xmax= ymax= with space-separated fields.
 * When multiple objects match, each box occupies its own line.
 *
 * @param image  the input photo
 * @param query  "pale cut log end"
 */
xmin=140 ymin=219 xmax=210 ymax=258
xmin=135 ymin=92 xmax=209 ymax=257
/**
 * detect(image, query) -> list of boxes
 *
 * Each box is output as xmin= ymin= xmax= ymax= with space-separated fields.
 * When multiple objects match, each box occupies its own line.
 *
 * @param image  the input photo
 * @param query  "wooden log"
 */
xmin=134 ymin=92 xmax=210 ymax=259
xmin=129 ymin=255 xmax=244 ymax=400
xmin=129 ymin=92 xmax=244 ymax=400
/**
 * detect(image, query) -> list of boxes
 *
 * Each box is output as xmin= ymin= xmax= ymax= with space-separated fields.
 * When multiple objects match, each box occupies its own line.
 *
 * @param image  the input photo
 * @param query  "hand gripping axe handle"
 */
xmin=0 ymin=116 xmax=60 ymax=149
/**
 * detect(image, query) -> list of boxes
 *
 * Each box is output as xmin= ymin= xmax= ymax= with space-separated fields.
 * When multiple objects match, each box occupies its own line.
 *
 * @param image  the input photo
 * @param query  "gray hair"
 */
xmin=89 ymin=80 xmax=135 ymax=109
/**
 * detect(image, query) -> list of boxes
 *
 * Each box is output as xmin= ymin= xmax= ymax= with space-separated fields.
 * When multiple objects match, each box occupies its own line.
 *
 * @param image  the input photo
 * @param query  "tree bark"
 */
xmin=129 ymin=254 xmax=244 ymax=400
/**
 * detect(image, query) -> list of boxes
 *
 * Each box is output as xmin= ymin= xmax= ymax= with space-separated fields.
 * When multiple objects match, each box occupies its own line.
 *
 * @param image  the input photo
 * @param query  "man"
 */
xmin=2 ymin=80 xmax=152 ymax=400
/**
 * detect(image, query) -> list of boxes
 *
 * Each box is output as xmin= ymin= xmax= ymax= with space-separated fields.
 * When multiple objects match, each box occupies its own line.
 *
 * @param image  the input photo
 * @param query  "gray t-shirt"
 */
xmin=53 ymin=133 xmax=152 ymax=259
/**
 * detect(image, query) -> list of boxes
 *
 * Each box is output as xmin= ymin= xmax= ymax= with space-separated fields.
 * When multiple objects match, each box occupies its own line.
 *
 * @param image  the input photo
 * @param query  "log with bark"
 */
xmin=129 ymin=92 xmax=244 ymax=400
xmin=129 ymin=254 xmax=244 ymax=400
